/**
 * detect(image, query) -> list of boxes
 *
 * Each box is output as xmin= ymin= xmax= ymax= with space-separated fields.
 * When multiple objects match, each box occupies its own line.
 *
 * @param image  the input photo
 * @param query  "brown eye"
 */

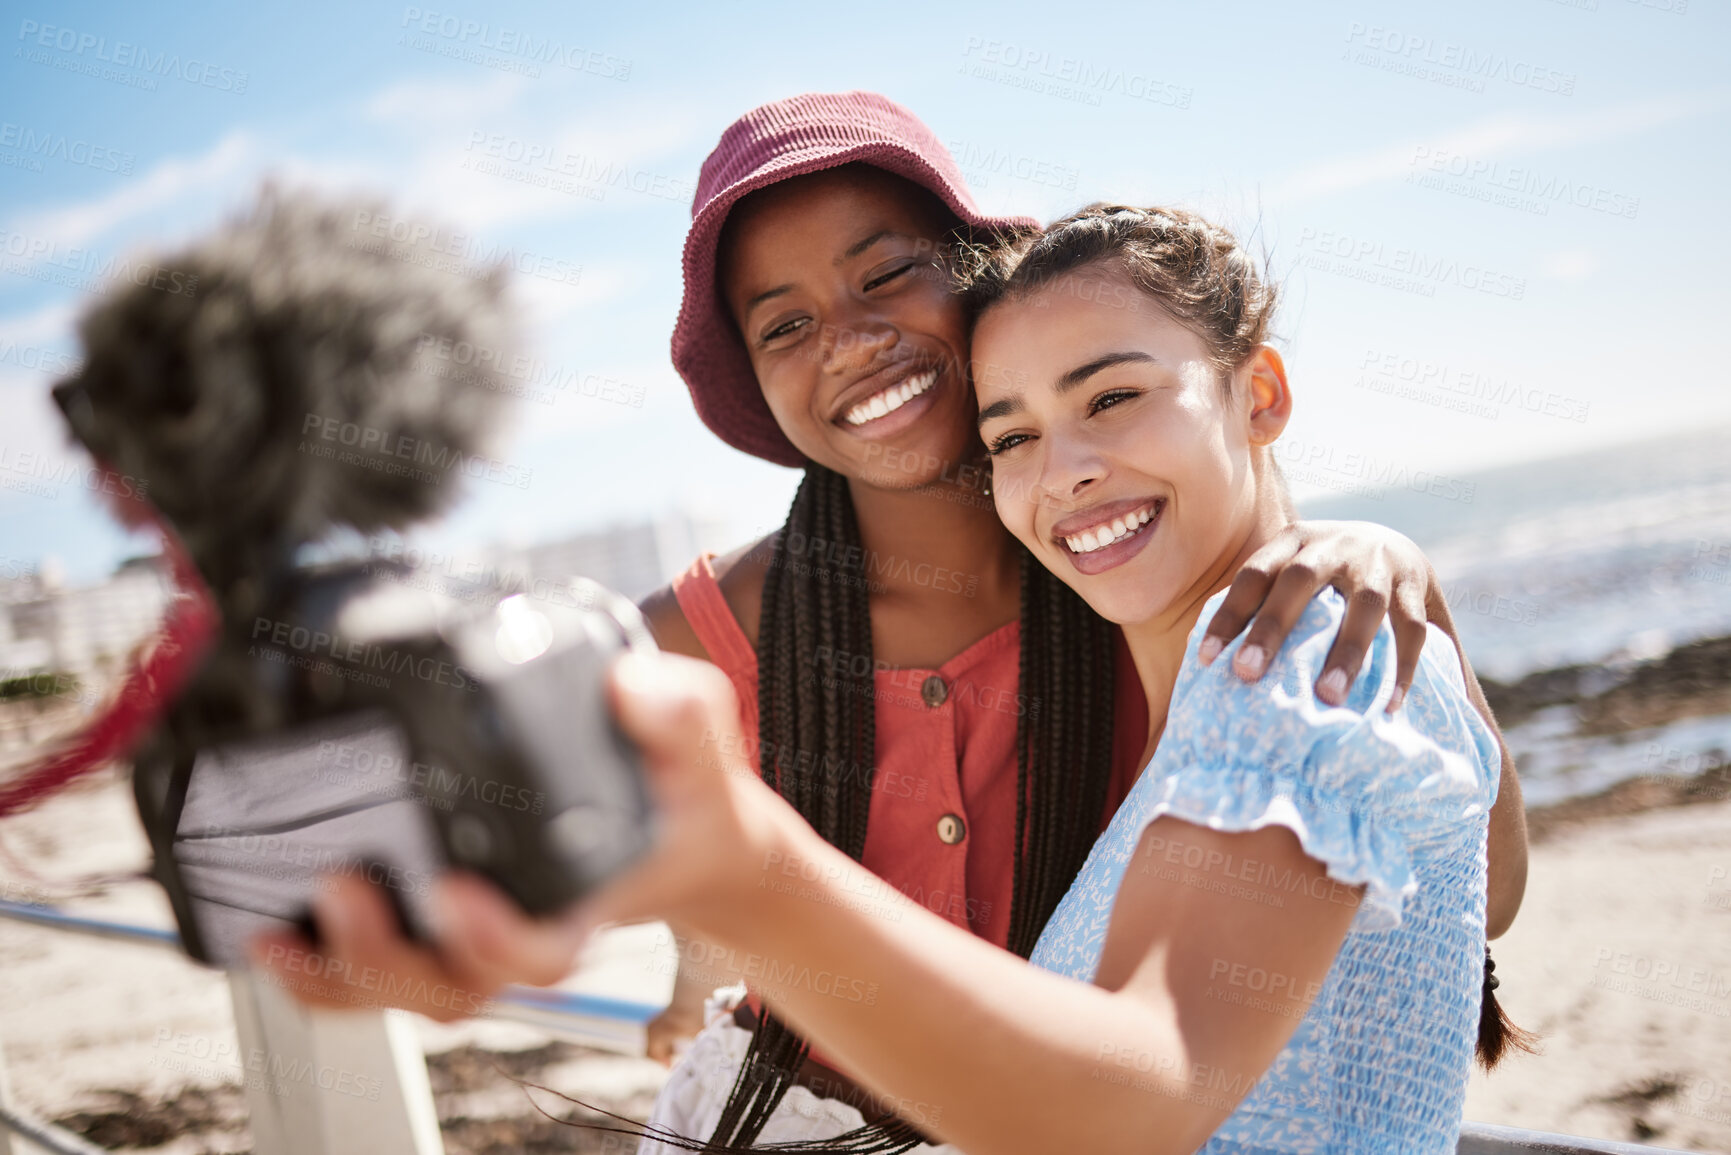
xmin=1089 ymin=388 xmax=1139 ymax=415
xmin=761 ymin=316 xmax=810 ymax=344
xmin=863 ymin=263 xmax=915 ymax=292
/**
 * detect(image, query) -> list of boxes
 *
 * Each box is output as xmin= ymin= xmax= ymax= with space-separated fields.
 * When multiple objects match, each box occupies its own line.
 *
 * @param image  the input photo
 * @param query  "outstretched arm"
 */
xmin=566 ymin=654 xmax=1361 ymax=1155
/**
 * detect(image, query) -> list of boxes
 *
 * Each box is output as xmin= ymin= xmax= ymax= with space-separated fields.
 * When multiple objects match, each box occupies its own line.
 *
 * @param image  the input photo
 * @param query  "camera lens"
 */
xmin=447 ymin=811 xmax=495 ymax=865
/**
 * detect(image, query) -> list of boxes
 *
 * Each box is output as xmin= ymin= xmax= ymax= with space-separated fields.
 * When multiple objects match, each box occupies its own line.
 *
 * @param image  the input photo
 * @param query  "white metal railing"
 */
xmin=0 ymin=900 xmax=1707 ymax=1155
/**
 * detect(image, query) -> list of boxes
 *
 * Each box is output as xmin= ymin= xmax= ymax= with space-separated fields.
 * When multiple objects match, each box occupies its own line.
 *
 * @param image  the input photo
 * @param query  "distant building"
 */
xmin=488 ymin=512 xmax=729 ymax=602
xmin=0 ymin=556 xmax=172 ymax=760
xmin=0 ymin=556 xmax=170 ymax=687
xmin=0 ymin=510 xmax=729 ymax=694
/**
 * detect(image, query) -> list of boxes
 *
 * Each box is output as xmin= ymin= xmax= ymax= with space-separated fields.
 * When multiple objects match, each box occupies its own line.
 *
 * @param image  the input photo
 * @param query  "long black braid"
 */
xmin=694 ymin=463 xmax=1119 ymax=1153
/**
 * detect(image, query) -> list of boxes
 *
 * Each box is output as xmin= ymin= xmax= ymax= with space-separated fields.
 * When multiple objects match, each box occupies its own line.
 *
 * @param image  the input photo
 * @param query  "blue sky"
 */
xmin=2 ymin=0 xmax=1726 ymax=583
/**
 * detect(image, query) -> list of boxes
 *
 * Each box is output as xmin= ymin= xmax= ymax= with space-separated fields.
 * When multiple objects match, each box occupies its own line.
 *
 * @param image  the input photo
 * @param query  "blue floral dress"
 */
xmin=1029 ymin=589 xmax=1501 ymax=1153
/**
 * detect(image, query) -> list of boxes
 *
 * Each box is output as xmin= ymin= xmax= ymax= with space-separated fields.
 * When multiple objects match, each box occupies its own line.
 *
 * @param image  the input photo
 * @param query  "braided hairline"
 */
xmin=959 ymin=203 xmax=1277 ymax=379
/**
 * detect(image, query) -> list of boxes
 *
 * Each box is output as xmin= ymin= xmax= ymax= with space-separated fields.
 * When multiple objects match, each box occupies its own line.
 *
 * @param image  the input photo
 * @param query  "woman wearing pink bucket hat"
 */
xmin=258 ymin=91 xmax=1526 ymax=1154
xmin=626 ymin=90 xmax=1525 ymax=1153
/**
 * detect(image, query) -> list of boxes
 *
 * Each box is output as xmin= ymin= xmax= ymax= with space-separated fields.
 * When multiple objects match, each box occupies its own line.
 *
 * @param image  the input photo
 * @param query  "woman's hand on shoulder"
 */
xmin=1200 ymin=520 xmax=1434 ymax=713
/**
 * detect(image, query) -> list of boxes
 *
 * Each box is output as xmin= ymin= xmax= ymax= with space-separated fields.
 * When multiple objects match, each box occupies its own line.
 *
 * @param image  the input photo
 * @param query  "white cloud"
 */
xmin=373 ymin=86 xmax=707 ymax=232
xmin=0 ymin=378 xmax=91 ymax=514
xmin=1267 ymin=91 xmax=1723 ymax=206
xmin=0 ymin=300 xmax=78 ymax=350
xmin=6 ymin=132 xmax=258 ymax=251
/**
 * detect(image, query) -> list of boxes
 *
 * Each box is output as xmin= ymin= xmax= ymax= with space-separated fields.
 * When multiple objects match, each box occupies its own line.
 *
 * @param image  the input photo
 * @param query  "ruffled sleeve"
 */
xmin=1117 ymin=587 xmax=1498 ymax=934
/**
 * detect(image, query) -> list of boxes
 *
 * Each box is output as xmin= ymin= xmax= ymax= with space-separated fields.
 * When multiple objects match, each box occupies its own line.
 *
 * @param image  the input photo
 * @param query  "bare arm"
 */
xmin=645 ymin=926 xmax=749 ymax=1064
xmin=583 ymin=654 xmax=1361 ymax=1155
xmin=1420 ymin=571 xmax=1527 ymax=938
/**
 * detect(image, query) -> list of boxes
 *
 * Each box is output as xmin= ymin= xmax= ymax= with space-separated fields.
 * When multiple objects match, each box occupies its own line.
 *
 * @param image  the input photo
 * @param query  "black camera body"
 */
xmin=131 ymin=563 xmax=656 ymax=968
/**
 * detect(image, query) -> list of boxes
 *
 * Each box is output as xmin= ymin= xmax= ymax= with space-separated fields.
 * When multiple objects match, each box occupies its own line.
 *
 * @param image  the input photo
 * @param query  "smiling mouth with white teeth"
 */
xmin=1063 ymin=501 xmax=1160 ymax=554
xmin=842 ymin=367 xmax=938 ymax=426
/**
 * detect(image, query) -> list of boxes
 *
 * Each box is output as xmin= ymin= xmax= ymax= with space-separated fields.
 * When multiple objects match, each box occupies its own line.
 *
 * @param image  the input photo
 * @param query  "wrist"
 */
xmin=682 ymin=778 xmax=812 ymax=946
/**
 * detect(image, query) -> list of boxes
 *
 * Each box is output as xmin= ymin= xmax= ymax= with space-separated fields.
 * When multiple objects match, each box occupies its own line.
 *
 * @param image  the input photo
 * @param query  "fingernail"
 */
xmin=1318 ymin=668 xmax=1348 ymax=704
xmin=1198 ymin=636 xmax=1223 ymax=666
xmin=1234 ymin=645 xmax=1266 ymax=679
xmin=1387 ymin=686 xmax=1407 ymax=713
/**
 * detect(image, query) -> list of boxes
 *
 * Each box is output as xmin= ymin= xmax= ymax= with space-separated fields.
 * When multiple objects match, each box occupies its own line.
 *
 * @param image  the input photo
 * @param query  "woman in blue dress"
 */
xmin=577 ymin=201 xmax=1510 ymax=1154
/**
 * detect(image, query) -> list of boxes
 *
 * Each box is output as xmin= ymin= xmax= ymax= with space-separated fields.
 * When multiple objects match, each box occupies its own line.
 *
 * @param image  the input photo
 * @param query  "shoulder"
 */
xmin=637 ymin=582 xmax=708 ymax=662
xmin=1118 ymin=588 xmax=1498 ymax=931
xmin=1162 ymin=588 xmax=1497 ymax=805
xmin=710 ymin=533 xmax=775 ymax=651
xmin=638 ymin=534 xmax=776 ymax=660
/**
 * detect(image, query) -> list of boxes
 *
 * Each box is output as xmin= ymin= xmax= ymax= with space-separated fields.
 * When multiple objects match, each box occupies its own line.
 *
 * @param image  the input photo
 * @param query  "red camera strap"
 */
xmin=0 ymin=481 xmax=217 ymax=818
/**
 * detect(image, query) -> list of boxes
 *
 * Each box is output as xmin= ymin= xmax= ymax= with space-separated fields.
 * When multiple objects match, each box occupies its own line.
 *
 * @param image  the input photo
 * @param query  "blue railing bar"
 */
xmin=498 ymin=985 xmax=661 ymax=1024
xmin=0 ymin=900 xmax=663 ymax=1025
xmin=0 ymin=899 xmax=181 ymax=949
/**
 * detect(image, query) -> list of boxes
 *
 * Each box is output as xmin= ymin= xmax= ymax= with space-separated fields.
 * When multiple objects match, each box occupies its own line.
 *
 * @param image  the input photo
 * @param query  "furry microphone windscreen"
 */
xmin=54 ymin=186 xmax=524 ymax=579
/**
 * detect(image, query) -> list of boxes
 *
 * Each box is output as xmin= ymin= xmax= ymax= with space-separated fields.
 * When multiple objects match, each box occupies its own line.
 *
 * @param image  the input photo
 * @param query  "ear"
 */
xmin=1240 ymin=345 xmax=1291 ymax=445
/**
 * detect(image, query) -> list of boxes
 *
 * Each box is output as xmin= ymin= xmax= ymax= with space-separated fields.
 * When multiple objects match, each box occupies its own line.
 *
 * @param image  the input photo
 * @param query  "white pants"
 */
xmin=637 ymin=986 xmax=959 ymax=1154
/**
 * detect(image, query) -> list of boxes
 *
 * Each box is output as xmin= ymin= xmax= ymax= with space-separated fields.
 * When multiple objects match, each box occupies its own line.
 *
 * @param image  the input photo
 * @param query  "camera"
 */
xmin=123 ymin=565 xmax=657 ymax=968
xmin=49 ymin=187 xmax=655 ymax=968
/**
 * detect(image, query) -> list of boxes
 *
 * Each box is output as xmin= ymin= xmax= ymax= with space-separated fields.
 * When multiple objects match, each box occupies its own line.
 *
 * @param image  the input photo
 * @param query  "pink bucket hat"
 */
xmin=671 ymin=91 xmax=1037 ymax=467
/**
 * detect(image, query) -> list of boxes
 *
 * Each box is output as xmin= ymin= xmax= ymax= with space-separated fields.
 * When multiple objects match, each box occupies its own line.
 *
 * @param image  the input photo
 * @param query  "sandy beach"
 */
xmin=1463 ymin=797 xmax=1731 ymax=1152
xmin=1 ymin=765 xmax=1728 ymax=1153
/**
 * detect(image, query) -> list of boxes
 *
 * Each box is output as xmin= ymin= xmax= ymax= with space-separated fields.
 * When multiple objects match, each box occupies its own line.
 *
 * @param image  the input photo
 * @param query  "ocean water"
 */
xmin=1299 ymin=424 xmax=1731 ymax=683
xmin=1300 ymin=424 xmax=1731 ymax=804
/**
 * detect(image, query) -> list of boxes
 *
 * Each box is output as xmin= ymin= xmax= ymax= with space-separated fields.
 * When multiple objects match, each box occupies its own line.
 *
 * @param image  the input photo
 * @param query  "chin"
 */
xmin=852 ymin=429 xmax=981 ymax=488
xmin=1074 ymin=586 xmax=1152 ymax=627
xmin=1059 ymin=558 xmax=1184 ymax=629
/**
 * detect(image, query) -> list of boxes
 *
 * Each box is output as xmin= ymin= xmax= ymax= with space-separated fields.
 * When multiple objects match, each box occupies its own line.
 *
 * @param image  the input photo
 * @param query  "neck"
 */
xmin=1120 ymin=489 xmax=1294 ymax=758
xmin=846 ymin=466 xmax=1020 ymax=607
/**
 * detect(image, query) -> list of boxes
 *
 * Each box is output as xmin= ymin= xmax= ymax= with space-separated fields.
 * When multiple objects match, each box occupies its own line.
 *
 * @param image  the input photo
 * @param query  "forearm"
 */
xmin=1481 ymin=755 xmax=1527 ymax=938
xmin=1422 ymin=574 xmax=1528 ymax=936
xmin=688 ymin=807 xmax=1217 ymax=1155
xmin=667 ymin=926 xmax=749 ymax=1000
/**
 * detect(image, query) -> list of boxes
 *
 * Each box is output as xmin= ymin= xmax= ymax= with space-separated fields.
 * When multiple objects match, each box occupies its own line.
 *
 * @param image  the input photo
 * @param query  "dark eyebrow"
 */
xmin=839 ymin=229 xmax=900 ymax=263
xmin=1057 ymin=351 xmax=1156 ymax=393
xmin=977 ymin=396 xmax=1021 ymax=427
xmin=741 ymin=230 xmax=903 ymax=316
xmin=744 ymin=283 xmax=794 ymax=314
xmin=978 ymin=350 xmax=1156 ymax=428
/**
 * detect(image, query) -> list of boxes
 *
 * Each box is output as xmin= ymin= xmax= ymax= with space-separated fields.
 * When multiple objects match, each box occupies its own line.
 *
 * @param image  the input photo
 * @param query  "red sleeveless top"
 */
xmin=671 ymin=554 xmax=1149 ymax=950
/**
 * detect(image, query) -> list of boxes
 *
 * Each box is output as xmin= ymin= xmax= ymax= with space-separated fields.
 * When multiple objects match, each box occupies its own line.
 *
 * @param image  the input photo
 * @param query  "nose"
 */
xmin=1037 ymin=434 xmax=1106 ymax=508
xmin=818 ymin=315 xmax=898 ymax=376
